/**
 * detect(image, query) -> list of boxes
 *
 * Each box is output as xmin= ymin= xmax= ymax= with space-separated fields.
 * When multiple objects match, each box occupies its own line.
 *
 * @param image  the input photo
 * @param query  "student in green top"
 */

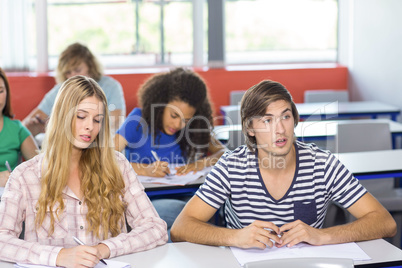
xmin=0 ymin=68 xmax=38 ymax=186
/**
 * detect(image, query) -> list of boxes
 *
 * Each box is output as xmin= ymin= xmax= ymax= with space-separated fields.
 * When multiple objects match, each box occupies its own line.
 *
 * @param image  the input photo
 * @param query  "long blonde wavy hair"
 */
xmin=37 ymin=75 xmax=125 ymax=239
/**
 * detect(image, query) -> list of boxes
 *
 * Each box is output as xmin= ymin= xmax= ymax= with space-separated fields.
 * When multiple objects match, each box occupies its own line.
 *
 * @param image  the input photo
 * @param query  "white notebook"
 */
xmin=230 ymin=242 xmax=370 ymax=266
xmin=138 ymin=164 xmax=212 ymax=186
xmin=15 ymin=259 xmax=131 ymax=268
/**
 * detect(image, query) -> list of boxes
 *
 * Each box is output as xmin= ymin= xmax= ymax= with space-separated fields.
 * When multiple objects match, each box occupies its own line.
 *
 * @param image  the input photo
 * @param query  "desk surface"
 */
xmin=335 ymin=149 xmax=402 ymax=179
xmin=220 ymin=101 xmax=401 ymax=122
xmin=296 ymin=118 xmax=402 ymax=138
xmin=295 ymin=101 xmax=400 ymax=119
xmin=80 ymin=240 xmax=402 ymax=268
xmin=214 ymin=118 xmax=402 ymax=141
xmin=144 ymin=147 xmax=402 ymax=196
xmin=143 ymin=177 xmax=204 ymax=198
xmin=1 ymin=240 xmax=399 ymax=268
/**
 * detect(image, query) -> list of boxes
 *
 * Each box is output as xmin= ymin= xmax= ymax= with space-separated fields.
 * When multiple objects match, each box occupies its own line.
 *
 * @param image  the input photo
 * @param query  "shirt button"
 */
xmin=79 ymin=201 xmax=82 ymax=205
xmin=80 ymin=226 xmax=84 ymax=230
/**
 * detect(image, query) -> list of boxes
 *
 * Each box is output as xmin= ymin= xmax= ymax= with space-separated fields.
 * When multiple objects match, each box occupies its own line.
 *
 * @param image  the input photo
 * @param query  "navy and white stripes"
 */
xmin=196 ymin=141 xmax=367 ymax=229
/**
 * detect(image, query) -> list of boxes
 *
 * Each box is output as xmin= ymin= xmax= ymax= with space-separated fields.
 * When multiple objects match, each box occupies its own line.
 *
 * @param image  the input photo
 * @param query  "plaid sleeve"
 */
xmin=0 ymin=164 xmax=62 ymax=266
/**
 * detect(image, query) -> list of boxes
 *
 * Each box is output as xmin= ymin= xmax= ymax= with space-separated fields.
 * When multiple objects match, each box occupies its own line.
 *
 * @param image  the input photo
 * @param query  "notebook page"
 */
xmin=138 ymin=164 xmax=212 ymax=186
xmin=15 ymin=259 xmax=131 ymax=268
xmin=230 ymin=242 xmax=370 ymax=266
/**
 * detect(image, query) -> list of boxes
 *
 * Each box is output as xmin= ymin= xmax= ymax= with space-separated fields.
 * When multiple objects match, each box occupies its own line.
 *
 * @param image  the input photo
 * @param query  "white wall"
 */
xmin=340 ymin=0 xmax=402 ymax=122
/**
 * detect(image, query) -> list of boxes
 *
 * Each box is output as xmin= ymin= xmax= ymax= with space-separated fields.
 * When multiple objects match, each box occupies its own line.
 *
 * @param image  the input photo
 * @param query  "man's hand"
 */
xmin=277 ymin=220 xmax=328 ymax=248
xmin=234 ymin=220 xmax=282 ymax=249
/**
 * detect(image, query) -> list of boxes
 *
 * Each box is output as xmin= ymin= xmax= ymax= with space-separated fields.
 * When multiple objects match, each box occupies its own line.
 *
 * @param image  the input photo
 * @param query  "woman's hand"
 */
xmin=0 ymin=171 xmax=10 ymax=187
xmin=94 ymin=243 xmax=111 ymax=259
xmin=133 ymin=161 xmax=171 ymax=177
xmin=56 ymin=245 xmax=103 ymax=268
xmin=175 ymin=160 xmax=206 ymax=175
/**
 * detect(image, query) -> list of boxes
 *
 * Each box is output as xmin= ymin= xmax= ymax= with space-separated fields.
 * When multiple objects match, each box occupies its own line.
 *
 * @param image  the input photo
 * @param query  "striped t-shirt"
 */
xmin=196 ymin=141 xmax=367 ymax=229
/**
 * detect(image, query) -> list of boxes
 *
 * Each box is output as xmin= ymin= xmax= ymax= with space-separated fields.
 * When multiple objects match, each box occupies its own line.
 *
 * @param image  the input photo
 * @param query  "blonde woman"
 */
xmin=0 ymin=76 xmax=167 ymax=267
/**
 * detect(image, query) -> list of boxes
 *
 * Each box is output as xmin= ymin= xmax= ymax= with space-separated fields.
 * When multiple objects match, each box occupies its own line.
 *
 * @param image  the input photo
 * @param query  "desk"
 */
xmin=143 ymin=177 xmax=204 ymax=198
xmin=144 ymin=148 xmax=402 ymax=200
xmin=117 ymin=240 xmax=402 ymax=267
xmin=335 ymin=149 xmax=402 ymax=180
xmin=220 ymin=101 xmax=401 ymax=124
xmin=296 ymin=101 xmax=401 ymax=121
xmin=213 ymin=119 xmax=402 ymax=149
xmin=1 ymin=240 xmax=399 ymax=267
xmin=83 ymin=240 xmax=402 ymax=267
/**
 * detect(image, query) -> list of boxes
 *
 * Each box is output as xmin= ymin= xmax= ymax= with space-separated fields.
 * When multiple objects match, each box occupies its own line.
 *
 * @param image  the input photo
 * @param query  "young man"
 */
xmin=170 ymin=80 xmax=396 ymax=249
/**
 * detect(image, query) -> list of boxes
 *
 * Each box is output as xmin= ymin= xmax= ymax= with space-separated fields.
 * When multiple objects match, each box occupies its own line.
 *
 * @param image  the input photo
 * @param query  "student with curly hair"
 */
xmin=23 ymin=42 xmax=125 ymax=137
xmin=115 ymin=67 xmax=225 ymax=235
xmin=0 ymin=68 xmax=38 ymax=187
xmin=0 ymin=76 xmax=167 ymax=267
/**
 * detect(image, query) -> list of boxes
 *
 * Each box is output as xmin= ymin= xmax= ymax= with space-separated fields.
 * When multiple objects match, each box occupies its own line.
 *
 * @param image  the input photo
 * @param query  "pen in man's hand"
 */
xmin=72 ymin=236 xmax=108 ymax=265
xmin=5 ymin=161 xmax=12 ymax=173
xmin=150 ymin=150 xmax=171 ymax=176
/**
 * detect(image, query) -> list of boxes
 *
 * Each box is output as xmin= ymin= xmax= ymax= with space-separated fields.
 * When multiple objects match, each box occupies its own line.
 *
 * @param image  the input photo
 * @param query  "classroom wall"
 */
xmin=7 ymin=64 xmax=348 ymax=123
xmin=339 ymin=0 xmax=402 ymax=123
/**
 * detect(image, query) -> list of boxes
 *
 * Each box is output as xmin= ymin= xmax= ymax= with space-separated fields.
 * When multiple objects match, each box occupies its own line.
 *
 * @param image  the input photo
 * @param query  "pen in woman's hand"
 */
xmin=5 ymin=161 xmax=12 ymax=173
xmin=150 ymin=150 xmax=171 ymax=176
xmin=72 ymin=236 xmax=108 ymax=265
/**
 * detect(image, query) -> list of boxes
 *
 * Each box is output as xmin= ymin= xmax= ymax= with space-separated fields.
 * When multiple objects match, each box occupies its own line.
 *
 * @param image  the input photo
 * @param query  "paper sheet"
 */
xmin=15 ymin=259 xmax=131 ymax=268
xmin=230 ymin=242 xmax=371 ymax=266
xmin=137 ymin=164 xmax=212 ymax=186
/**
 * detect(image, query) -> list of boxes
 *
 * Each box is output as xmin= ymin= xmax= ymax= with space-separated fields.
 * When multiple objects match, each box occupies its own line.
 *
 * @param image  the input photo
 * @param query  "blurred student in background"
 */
xmin=115 ymin=67 xmax=226 ymax=236
xmin=23 ymin=42 xmax=125 ymax=137
xmin=0 ymin=68 xmax=38 ymax=187
xmin=0 ymin=76 xmax=167 ymax=267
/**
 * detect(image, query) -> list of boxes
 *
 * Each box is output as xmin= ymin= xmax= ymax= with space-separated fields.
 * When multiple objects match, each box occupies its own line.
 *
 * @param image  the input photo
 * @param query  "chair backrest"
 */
xmin=227 ymin=129 xmax=245 ymax=150
xmin=230 ymin=90 xmax=247 ymax=105
xmin=335 ymin=122 xmax=391 ymax=153
xmin=224 ymin=108 xmax=241 ymax=125
xmin=245 ymin=257 xmax=354 ymax=268
xmin=304 ymin=89 xmax=349 ymax=103
xmin=334 ymin=121 xmax=398 ymax=247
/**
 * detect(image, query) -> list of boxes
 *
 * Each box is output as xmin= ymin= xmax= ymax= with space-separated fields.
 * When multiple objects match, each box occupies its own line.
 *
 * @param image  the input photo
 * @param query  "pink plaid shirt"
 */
xmin=0 ymin=152 xmax=167 ymax=266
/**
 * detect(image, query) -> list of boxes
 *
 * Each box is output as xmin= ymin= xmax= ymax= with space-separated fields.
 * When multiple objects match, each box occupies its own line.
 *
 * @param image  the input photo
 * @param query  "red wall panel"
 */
xmin=6 ymin=64 xmax=348 ymax=124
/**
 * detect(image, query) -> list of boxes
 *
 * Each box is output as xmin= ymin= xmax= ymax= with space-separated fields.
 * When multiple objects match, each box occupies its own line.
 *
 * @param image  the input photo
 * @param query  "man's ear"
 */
xmin=247 ymin=127 xmax=255 ymax=137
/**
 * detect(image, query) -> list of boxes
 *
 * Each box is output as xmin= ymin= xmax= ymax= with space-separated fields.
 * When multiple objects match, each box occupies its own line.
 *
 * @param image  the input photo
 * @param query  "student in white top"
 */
xmin=23 ymin=42 xmax=125 ymax=137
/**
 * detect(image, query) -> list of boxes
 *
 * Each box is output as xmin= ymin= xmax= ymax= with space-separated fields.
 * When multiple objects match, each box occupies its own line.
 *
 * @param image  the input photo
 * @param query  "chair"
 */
xmin=335 ymin=122 xmax=392 ymax=153
xmin=227 ymin=128 xmax=245 ymax=150
xmin=230 ymin=90 xmax=247 ymax=105
xmin=304 ymin=89 xmax=349 ymax=103
xmin=327 ymin=121 xmax=402 ymax=247
xmin=245 ymin=257 xmax=354 ymax=268
xmin=223 ymin=107 xmax=241 ymax=125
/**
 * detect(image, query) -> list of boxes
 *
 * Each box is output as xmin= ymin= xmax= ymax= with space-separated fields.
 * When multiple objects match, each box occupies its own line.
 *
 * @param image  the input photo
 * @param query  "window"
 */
xmin=47 ymin=0 xmax=198 ymax=69
xmin=225 ymin=0 xmax=338 ymax=64
xmin=0 ymin=0 xmax=338 ymax=71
